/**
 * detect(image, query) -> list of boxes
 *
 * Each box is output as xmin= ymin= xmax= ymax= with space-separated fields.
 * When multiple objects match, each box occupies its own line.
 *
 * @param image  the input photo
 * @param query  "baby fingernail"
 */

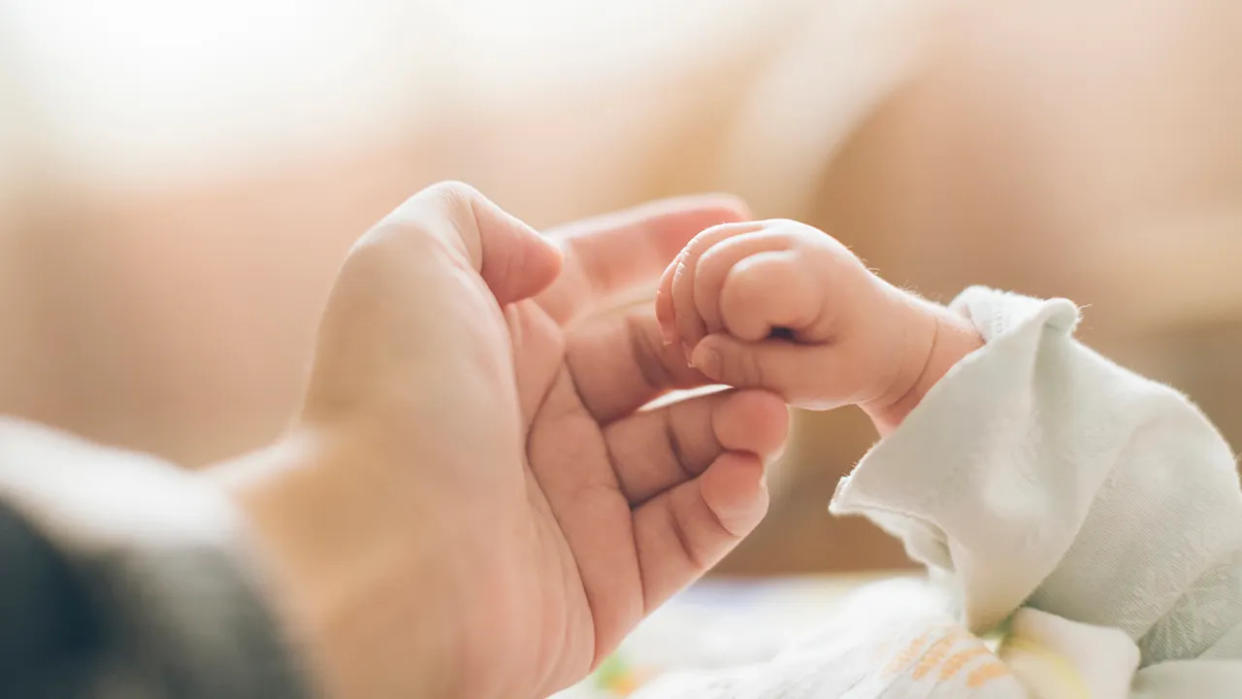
xmin=690 ymin=344 xmax=721 ymax=379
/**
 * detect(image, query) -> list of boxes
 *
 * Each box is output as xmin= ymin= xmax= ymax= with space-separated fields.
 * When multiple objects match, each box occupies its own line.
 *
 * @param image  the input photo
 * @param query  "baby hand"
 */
xmin=655 ymin=219 xmax=981 ymax=432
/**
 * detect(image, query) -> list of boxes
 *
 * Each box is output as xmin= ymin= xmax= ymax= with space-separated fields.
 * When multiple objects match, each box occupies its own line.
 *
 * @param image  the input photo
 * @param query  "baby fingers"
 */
xmin=657 ymin=221 xmax=763 ymax=350
xmin=671 ymin=220 xmax=836 ymax=349
xmin=716 ymin=250 xmax=827 ymax=342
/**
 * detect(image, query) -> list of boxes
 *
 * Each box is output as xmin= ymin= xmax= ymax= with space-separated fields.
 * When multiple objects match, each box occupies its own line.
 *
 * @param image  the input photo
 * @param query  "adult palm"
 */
xmin=301 ymin=183 xmax=787 ymax=698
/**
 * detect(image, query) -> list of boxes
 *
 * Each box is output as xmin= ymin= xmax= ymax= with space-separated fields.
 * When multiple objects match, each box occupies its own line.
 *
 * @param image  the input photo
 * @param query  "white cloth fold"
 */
xmin=832 ymin=287 xmax=1242 ymax=665
xmin=638 ymin=287 xmax=1242 ymax=697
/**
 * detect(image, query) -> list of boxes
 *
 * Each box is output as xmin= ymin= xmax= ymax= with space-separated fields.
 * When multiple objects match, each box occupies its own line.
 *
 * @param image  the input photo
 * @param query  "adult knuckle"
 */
xmin=423 ymin=179 xmax=479 ymax=205
xmin=406 ymin=181 xmax=482 ymax=231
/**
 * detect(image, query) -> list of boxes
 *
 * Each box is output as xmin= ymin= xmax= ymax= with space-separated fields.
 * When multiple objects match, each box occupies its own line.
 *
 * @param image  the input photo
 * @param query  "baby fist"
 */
xmin=656 ymin=219 xmax=965 ymax=431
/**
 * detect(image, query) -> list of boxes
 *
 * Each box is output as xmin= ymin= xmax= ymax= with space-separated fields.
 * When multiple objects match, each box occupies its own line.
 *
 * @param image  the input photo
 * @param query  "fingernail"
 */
xmin=690 ymin=343 xmax=721 ymax=379
xmin=660 ymin=325 xmax=676 ymax=346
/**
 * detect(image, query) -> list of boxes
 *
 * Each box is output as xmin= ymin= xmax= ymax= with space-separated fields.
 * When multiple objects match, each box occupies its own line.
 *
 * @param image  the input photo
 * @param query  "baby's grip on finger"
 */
xmin=660 ymin=221 xmax=763 ymax=349
xmin=688 ymin=334 xmax=813 ymax=401
xmin=718 ymin=251 xmax=823 ymax=342
xmin=690 ymin=231 xmax=793 ymax=337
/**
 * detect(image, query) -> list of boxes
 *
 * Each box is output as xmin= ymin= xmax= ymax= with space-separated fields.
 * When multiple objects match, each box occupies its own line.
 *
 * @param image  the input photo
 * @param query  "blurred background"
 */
xmin=2 ymin=0 xmax=1240 ymax=576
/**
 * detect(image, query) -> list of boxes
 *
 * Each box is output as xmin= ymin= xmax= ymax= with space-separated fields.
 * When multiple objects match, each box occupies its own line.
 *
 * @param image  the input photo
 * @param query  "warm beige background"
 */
xmin=2 ymin=0 xmax=1239 ymax=573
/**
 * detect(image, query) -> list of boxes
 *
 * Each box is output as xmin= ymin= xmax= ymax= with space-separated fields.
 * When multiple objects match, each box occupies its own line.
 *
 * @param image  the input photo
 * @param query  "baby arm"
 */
xmin=657 ymin=219 xmax=1242 ymax=679
xmin=655 ymin=219 xmax=982 ymax=433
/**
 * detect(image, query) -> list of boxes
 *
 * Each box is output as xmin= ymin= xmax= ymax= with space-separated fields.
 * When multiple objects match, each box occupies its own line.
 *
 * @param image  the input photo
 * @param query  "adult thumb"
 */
xmin=392 ymin=181 xmax=563 ymax=305
xmin=467 ymin=189 xmax=563 ymax=305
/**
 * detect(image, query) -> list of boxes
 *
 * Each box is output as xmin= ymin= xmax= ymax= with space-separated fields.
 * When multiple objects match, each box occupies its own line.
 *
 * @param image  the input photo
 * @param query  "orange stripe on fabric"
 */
xmin=885 ymin=631 xmax=932 ymax=675
xmin=939 ymin=646 xmax=991 ymax=680
xmin=966 ymin=662 xmax=1011 ymax=688
xmin=911 ymin=631 xmax=964 ymax=680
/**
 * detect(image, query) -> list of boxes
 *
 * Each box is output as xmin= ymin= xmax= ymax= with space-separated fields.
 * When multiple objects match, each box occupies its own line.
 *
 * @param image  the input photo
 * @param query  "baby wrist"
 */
xmin=863 ymin=298 xmax=983 ymax=435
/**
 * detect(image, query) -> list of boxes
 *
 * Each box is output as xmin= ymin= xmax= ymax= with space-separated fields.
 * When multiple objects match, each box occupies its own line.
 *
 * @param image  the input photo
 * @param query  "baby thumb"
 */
xmin=690 ymin=334 xmax=802 ymax=398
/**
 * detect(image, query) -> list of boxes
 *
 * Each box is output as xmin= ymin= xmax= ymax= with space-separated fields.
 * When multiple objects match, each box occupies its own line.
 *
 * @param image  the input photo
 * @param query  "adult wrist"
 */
xmin=210 ymin=428 xmax=463 ymax=698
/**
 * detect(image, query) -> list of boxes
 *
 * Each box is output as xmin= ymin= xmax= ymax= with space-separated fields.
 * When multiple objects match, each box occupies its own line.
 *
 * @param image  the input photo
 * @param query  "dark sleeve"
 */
xmin=0 ymin=419 xmax=310 ymax=699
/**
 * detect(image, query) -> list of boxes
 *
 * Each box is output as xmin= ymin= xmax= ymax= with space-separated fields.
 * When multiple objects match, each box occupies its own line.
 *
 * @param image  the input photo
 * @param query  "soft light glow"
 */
xmin=2 ymin=0 xmax=754 ymax=181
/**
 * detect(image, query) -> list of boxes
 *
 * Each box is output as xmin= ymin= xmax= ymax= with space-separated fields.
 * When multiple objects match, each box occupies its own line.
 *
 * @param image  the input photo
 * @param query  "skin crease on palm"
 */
xmin=223 ymin=183 xmax=791 ymax=699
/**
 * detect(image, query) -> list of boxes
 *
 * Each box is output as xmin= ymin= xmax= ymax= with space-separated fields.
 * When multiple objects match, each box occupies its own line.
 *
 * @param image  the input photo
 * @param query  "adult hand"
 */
xmin=221 ymin=183 xmax=788 ymax=698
